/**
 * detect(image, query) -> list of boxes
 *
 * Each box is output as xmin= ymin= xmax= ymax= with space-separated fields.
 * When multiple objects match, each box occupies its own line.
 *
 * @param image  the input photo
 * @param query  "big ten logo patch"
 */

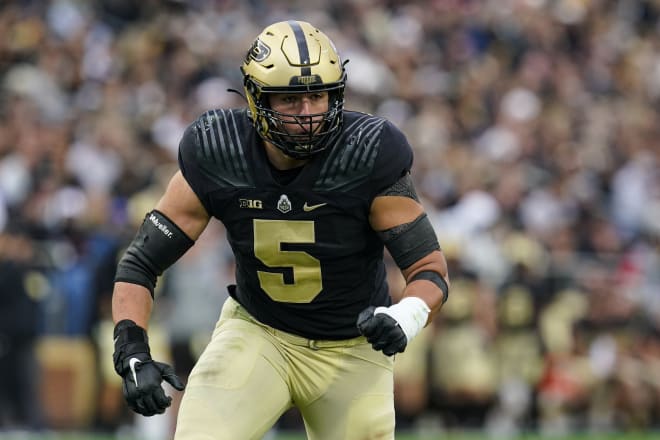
xmin=239 ymin=199 xmax=263 ymax=209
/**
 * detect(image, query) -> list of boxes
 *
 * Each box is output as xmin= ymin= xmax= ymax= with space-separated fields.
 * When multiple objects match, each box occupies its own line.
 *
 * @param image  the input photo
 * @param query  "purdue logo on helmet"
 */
xmin=246 ymin=39 xmax=271 ymax=63
xmin=241 ymin=20 xmax=347 ymax=159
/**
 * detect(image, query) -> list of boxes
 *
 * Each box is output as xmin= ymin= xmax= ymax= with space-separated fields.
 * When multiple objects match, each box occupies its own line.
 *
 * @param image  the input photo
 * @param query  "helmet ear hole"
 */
xmin=243 ymin=78 xmax=259 ymax=101
xmin=246 ymin=80 xmax=257 ymax=96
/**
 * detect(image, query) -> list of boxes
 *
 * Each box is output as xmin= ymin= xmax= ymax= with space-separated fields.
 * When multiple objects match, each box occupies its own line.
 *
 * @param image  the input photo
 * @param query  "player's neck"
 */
xmin=263 ymin=142 xmax=309 ymax=170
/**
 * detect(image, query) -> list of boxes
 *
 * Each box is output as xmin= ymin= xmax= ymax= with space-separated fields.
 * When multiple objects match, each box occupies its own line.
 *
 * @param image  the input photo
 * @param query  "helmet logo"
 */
xmin=247 ymin=39 xmax=271 ymax=63
xmin=277 ymin=194 xmax=292 ymax=213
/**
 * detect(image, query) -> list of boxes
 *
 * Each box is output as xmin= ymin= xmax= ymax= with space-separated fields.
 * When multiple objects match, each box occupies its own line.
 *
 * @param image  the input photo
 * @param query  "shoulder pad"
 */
xmin=194 ymin=109 xmax=255 ymax=188
xmin=314 ymin=114 xmax=386 ymax=191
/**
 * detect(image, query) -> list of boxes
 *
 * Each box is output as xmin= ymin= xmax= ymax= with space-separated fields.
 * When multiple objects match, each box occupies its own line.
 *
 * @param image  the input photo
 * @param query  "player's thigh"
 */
xmin=174 ymin=317 xmax=291 ymax=440
xmin=301 ymin=343 xmax=395 ymax=440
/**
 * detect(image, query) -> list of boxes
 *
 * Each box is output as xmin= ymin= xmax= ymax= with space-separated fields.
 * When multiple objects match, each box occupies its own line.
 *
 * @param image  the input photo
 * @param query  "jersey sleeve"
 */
xmin=369 ymin=120 xmax=414 ymax=199
xmin=177 ymin=120 xmax=214 ymax=213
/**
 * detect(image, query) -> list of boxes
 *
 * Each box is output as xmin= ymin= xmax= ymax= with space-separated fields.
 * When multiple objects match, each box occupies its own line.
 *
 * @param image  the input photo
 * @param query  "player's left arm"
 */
xmin=358 ymin=172 xmax=450 ymax=355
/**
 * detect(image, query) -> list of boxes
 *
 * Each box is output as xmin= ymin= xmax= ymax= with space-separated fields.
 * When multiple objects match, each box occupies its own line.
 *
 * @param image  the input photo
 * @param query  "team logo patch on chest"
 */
xmin=277 ymin=194 xmax=292 ymax=213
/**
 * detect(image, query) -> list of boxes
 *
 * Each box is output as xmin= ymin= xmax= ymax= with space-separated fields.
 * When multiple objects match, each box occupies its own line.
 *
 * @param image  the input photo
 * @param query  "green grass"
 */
xmin=273 ymin=432 xmax=660 ymax=440
xmin=274 ymin=432 xmax=660 ymax=440
xmin=1 ymin=431 xmax=657 ymax=440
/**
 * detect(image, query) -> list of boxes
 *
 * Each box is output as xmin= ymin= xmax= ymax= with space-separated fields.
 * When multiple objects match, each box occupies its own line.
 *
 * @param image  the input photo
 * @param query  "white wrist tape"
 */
xmin=374 ymin=296 xmax=430 ymax=343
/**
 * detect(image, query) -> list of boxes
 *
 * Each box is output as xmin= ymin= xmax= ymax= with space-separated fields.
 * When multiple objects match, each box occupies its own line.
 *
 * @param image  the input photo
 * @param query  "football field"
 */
xmin=3 ymin=431 xmax=658 ymax=440
xmin=277 ymin=432 xmax=658 ymax=440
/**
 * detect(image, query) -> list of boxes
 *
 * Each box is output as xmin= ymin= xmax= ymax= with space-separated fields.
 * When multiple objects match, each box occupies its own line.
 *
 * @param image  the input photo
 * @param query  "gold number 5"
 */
xmin=253 ymin=219 xmax=322 ymax=303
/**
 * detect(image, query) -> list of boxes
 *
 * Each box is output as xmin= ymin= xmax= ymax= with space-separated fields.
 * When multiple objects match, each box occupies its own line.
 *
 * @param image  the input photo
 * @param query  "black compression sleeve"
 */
xmin=115 ymin=210 xmax=194 ymax=297
xmin=378 ymin=213 xmax=440 ymax=270
xmin=377 ymin=172 xmax=419 ymax=201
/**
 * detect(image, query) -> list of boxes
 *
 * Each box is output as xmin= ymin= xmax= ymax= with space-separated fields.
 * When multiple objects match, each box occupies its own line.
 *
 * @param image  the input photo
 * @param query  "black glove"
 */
xmin=113 ymin=320 xmax=185 ymax=416
xmin=356 ymin=306 xmax=408 ymax=356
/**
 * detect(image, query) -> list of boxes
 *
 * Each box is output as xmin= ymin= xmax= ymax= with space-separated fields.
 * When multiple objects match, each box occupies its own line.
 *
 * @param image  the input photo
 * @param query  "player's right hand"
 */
xmin=113 ymin=319 xmax=185 ymax=416
xmin=116 ymin=352 xmax=185 ymax=416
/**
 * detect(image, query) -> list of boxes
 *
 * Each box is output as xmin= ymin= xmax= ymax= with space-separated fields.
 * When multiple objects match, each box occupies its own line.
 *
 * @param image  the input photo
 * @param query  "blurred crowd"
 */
xmin=0 ymin=0 xmax=659 ymax=438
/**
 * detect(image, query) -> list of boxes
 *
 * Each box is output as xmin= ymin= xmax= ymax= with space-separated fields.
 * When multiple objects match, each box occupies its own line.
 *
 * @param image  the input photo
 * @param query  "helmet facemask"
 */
xmin=241 ymin=21 xmax=347 ymax=159
xmin=247 ymin=84 xmax=345 ymax=159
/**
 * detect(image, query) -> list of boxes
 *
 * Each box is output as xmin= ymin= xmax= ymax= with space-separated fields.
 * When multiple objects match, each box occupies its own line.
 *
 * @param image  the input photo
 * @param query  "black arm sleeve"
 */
xmin=378 ymin=213 xmax=440 ymax=270
xmin=114 ymin=210 xmax=194 ymax=297
xmin=377 ymin=172 xmax=419 ymax=201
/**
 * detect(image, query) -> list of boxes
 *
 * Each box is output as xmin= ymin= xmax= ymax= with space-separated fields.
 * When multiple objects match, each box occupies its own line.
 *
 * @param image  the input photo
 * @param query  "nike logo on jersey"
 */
xmin=129 ymin=358 xmax=142 ymax=388
xmin=303 ymin=202 xmax=327 ymax=212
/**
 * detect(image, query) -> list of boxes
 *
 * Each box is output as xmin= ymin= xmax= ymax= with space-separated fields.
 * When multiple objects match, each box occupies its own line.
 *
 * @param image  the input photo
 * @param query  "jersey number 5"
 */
xmin=253 ymin=219 xmax=322 ymax=303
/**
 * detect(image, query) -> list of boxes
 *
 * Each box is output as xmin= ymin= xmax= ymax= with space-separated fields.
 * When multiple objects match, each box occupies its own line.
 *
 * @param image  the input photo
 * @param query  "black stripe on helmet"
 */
xmin=288 ymin=20 xmax=311 ymax=76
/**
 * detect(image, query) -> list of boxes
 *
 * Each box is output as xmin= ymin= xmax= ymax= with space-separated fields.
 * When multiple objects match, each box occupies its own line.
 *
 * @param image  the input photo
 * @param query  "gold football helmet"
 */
xmin=241 ymin=20 xmax=346 ymax=159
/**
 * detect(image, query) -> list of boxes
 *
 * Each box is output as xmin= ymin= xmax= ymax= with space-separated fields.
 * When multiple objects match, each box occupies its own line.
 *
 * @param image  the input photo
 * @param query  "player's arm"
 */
xmin=111 ymin=171 xmax=210 ymax=416
xmin=358 ymin=172 xmax=450 ymax=356
xmin=112 ymin=171 xmax=210 ymax=326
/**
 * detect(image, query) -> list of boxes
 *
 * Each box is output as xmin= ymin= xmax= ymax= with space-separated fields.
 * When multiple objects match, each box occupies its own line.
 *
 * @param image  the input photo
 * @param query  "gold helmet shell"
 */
xmin=241 ymin=20 xmax=347 ymax=158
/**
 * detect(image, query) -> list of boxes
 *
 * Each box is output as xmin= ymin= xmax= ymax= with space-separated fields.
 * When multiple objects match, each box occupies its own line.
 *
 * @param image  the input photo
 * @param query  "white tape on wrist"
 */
xmin=374 ymin=296 xmax=431 ymax=343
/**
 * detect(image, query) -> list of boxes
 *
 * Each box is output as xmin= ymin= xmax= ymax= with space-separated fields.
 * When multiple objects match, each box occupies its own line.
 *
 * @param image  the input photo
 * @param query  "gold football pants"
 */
xmin=174 ymin=297 xmax=395 ymax=440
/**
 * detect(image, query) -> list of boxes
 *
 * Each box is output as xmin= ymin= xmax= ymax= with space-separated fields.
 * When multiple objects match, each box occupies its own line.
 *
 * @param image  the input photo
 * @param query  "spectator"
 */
xmin=0 ymin=230 xmax=44 ymax=430
xmin=0 ymin=0 xmax=658 ymax=435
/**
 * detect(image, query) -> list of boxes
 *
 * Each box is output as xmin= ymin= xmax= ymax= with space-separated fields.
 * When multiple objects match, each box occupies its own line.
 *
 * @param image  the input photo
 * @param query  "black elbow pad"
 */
xmin=115 ymin=210 xmax=194 ymax=297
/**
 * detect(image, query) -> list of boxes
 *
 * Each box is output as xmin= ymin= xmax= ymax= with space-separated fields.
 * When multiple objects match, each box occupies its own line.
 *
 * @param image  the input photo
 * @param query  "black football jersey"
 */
xmin=178 ymin=109 xmax=413 ymax=340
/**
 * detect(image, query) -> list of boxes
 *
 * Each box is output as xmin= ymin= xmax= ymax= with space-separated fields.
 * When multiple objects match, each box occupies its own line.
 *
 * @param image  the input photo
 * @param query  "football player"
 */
xmin=111 ymin=20 xmax=450 ymax=439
